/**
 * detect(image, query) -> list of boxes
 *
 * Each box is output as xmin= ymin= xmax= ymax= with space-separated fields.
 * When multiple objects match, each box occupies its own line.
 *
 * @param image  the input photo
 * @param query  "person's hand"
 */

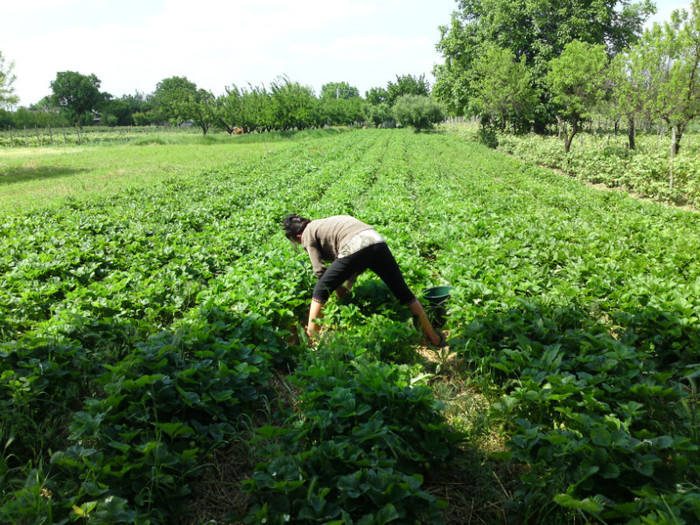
xmin=306 ymin=327 xmax=318 ymax=347
xmin=430 ymin=331 xmax=447 ymax=347
xmin=335 ymin=286 xmax=349 ymax=299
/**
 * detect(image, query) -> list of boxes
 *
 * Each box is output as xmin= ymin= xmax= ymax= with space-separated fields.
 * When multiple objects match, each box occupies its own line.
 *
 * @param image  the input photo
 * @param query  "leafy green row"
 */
xmin=494 ymin=131 xmax=700 ymax=207
xmin=1 ymin=129 xmax=699 ymax=523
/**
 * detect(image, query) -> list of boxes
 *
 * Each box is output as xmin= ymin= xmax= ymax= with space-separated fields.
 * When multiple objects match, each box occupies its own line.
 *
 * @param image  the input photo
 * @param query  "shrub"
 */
xmin=392 ymin=95 xmax=445 ymax=131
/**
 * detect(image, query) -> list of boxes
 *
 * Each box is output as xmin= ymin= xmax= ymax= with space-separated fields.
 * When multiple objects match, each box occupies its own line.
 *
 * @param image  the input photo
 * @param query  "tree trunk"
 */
xmin=563 ymin=120 xmax=578 ymax=154
xmin=627 ymin=115 xmax=635 ymax=150
xmin=669 ymin=124 xmax=685 ymax=191
xmin=671 ymin=125 xmax=682 ymax=157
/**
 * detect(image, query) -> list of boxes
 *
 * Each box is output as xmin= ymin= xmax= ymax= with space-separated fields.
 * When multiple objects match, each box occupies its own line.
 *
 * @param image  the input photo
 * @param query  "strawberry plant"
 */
xmin=1 ymin=128 xmax=699 ymax=522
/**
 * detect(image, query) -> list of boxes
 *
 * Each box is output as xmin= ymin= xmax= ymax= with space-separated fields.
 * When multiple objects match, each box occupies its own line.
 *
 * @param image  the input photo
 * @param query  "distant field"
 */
xmin=1 ymin=128 xmax=698 ymax=524
xmin=0 ymin=129 xmax=321 ymax=214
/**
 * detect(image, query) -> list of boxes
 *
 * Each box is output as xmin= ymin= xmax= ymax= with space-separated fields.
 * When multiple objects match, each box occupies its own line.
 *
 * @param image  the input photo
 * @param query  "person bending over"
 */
xmin=283 ymin=213 xmax=445 ymax=346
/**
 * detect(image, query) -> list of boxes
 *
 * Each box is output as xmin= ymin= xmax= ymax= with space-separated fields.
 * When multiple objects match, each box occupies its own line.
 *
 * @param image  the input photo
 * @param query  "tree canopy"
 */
xmin=320 ymin=82 xmax=360 ymax=100
xmin=0 ymin=51 xmax=18 ymax=109
xmin=50 ymin=71 xmax=105 ymax=127
xmin=434 ymin=0 xmax=655 ymax=128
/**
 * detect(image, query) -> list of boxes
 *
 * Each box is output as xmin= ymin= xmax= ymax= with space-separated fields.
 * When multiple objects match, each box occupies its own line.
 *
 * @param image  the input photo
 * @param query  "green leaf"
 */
xmin=376 ymin=503 xmax=400 ymax=524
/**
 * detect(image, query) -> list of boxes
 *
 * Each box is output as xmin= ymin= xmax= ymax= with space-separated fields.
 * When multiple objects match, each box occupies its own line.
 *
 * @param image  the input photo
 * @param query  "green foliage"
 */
xmin=495 ymin=130 xmax=700 ymax=206
xmin=0 ymin=51 xmax=18 ymax=109
xmin=546 ymin=41 xmax=609 ymax=152
xmin=51 ymin=316 xmax=272 ymax=522
xmin=1 ymin=129 xmax=699 ymax=523
xmin=471 ymin=45 xmax=538 ymax=131
xmin=151 ymin=76 xmax=198 ymax=126
xmin=244 ymin=353 xmax=457 ymax=524
xmin=269 ymin=76 xmax=320 ymax=130
xmin=320 ymin=81 xmax=360 ymax=100
xmin=50 ymin=71 xmax=106 ymax=128
xmin=392 ymin=95 xmax=445 ymax=131
xmin=639 ymin=1 xmax=700 ymax=159
xmin=366 ymin=74 xmax=430 ymax=107
xmin=434 ymin=0 xmax=655 ymax=128
xmin=367 ymin=102 xmax=393 ymax=128
xmin=365 ymin=86 xmax=388 ymax=106
xmin=386 ymin=74 xmax=430 ymax=104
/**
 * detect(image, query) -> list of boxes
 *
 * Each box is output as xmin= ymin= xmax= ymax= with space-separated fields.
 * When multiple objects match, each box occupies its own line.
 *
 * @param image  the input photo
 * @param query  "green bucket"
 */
xmin=422 ymin=286 xmax=456 ymax=327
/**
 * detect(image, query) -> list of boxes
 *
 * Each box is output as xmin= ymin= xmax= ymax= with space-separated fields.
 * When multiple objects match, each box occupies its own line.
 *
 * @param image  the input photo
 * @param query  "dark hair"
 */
xmin=283 ymin=213 xmax=310 ymax=240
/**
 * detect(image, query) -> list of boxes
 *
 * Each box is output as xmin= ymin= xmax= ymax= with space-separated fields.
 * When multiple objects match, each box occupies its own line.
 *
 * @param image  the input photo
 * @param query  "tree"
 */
xmin=269 ymin=76 xmax=318 ymax=130
xmin=152 ymin=76 xmax=198 ymax=126
xmin=365 ymin=86 xmax=389 ymax=105
xmin=319 ymin=97 xmax=366 ymax=126
xmin=0 ymin=51 xmax=18 ymax=109
xmin=546 ymin=41 xmax=609 ymax=153
xmin=392 ymin=95 xmax=445 ymax=131
xmin=50 ymin=71 xmax=104 ymax=128
xmin=434 ymin=0 xmax=655 ymax=129
xmin=0 ymin=108 xmax=13 ymax=129
xmin=471 ymin=45 xmax=538 ymax=131
xmin=386 ymin=74 xmax=430 ymax=104
xmin=644 ymin=1 xmax=700 ymax=163
xmin=184 ymin=89 xmax=217 ymax=135
xmin=320 ymin=82 xmax=360 ymax=100
xmin=368 ymin=102 xmax=393 ymax=127
xmin=607 ymin=46 xmax=654 ymax=149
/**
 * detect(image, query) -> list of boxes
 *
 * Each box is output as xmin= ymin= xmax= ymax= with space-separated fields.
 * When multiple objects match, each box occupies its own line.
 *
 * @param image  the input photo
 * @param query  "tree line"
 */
xmin=433 ymin=0 xmax=700 ymax=157
xmin=0 ymin=67 xmax=445 ymax=134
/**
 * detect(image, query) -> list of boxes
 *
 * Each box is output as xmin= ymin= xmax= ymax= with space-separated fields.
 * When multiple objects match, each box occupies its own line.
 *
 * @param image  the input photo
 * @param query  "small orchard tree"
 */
xmin=241 ymin=85 xmax=275 ymax=133
xmin=471 ymin=45 xmax=538 ymax=131
xmin=546 ymin=41 xmax=609 ymax=153
xmin=368 ymin=102 xmax=393 ymax=127
xmin=608 ymin=46 xmax=656 ymax=150
xmin=183 ymin=89 xmax=216 ymax=135
xmin=392 ymin=95 xmax=445 ymax=131
xmin=320 ymin=82 xmax=360 ymax=100
xmin=0 ymin=51 xmax=18 ymax=109
xmin=319 ymin=97 xmax=366 ymax=126
xmin=269 ymin=76 xmax=318 ymax=130
xmin=216 ymin=84 xmax=244 ymax=134
xmin=645 ymin=1 xmax=700 ymax=161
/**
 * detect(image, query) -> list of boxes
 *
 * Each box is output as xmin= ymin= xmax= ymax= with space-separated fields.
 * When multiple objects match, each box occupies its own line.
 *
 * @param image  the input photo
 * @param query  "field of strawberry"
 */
xmin=1 ymin=128 xmax=699 ymax=524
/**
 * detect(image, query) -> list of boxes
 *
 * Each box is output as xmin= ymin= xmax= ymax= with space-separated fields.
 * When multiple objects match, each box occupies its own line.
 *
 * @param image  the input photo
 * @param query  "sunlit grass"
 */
xmin=0 ymin=140 xmax=287 ymax=215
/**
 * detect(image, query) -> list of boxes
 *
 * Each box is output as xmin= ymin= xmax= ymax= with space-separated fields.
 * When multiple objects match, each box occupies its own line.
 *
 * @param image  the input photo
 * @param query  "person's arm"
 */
xmin=305 ymin=243 xmax=327 ymax=279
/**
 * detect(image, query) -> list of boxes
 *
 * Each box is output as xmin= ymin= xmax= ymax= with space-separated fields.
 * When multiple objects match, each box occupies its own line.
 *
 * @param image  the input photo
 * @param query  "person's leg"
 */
xmin=364 ymin=243 xmax=444 ymax=346
xmin=408 ymin=299 xmax=444 ymax=346
xmin=312 ymin=256 xmax=363 ymax=304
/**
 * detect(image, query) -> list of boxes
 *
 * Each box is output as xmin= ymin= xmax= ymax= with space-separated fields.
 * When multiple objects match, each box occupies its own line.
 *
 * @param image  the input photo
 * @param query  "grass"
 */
xmin=0 ymin=127 xmax=350 ymax=215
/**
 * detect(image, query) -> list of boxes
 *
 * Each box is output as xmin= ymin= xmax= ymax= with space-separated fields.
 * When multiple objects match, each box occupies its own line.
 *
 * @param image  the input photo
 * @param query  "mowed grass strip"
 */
xmin=0 ymin=139 xmax=294 ymax=215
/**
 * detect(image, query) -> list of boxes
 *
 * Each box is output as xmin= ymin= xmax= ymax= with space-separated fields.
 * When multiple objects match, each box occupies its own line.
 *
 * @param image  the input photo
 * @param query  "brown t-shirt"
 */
xmin=301 ymin=215 xmax=373 ymax=277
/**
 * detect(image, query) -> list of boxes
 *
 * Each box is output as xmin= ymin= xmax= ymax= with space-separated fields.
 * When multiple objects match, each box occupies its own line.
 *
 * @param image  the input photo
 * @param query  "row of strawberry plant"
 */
xmin=492 ymin=131 xmax=700 ymax=208
xmin=243 ymin=346 xmax=462 ymax=524
xmin=410 ymin=135 xmax=700 ymax=521
xmin=0 ymin=130 xmax=418 ymax=522
xmin=2 ymin=128 xmax=699 ymax=522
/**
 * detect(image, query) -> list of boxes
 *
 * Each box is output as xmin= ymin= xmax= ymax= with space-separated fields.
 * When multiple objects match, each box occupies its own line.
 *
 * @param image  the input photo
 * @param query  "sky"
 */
xmin=1 ymin=0 xmax=694 ymax=107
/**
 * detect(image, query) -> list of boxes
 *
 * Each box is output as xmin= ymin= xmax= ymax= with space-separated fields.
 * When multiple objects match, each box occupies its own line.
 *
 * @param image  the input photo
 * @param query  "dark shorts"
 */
xmin=312 ymin=242 xmax=416 ymax=305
